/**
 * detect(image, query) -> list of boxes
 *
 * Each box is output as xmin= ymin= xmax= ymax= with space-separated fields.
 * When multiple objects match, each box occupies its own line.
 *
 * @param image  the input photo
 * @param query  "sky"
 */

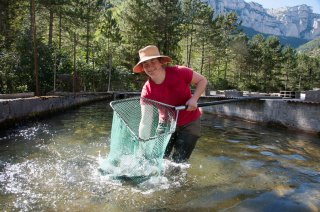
xmin=243 ymin=0 xmax=320 ymax=14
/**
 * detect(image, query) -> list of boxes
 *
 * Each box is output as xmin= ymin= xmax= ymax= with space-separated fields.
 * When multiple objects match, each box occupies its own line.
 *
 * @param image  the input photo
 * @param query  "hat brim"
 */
xmin=133 ymin=56 xmax=172 ymax=73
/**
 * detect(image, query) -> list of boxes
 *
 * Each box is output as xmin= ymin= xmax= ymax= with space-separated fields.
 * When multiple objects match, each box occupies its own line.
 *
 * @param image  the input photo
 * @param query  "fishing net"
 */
xmin=99 ymin=97 xmax=178 ymax=179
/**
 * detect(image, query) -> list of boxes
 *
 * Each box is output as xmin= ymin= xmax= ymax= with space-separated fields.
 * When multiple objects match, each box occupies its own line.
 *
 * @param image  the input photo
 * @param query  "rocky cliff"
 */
xmin=208 ymin=0 xmax=320 ymax=40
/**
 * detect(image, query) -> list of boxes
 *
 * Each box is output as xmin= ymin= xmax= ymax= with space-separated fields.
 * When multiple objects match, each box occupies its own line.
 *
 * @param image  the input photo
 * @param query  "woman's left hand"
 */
xmin=185 ymin=98 xmax=198 ymax=111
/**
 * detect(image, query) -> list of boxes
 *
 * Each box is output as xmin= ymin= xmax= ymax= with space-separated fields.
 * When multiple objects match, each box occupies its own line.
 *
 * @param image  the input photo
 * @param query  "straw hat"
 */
xmin=133 ymin=45 xmax=172 ymax=73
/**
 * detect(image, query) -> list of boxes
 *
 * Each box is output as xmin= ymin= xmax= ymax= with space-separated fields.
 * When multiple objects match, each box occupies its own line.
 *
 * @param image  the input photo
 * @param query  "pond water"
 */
xmin=0 ymin=100 xmax=319 ymax=211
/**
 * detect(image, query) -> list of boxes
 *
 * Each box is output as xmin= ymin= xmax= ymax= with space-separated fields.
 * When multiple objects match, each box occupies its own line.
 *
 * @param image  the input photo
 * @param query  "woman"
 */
xmin=134 ymin=45 xmax=207 ymax=163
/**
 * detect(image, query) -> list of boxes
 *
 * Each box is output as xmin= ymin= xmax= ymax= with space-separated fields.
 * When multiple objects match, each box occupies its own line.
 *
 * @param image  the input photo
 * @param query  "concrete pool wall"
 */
xmin=0 ymin=93 xmax=112 ymax=128
xmin=200 ymin=96 xmax=320 ymax=135
xmin=1 ymin=93 xmax=319 ymax=135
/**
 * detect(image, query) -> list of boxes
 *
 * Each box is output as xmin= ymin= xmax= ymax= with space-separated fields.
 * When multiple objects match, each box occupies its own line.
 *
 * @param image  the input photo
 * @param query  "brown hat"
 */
xmin=133 ymin=45 xmax=172 ymax=73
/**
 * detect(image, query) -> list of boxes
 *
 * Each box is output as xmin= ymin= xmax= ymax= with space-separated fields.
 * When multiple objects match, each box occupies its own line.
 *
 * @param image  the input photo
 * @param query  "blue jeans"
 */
xmin=164 ymin=118 xmax=201 ymax=163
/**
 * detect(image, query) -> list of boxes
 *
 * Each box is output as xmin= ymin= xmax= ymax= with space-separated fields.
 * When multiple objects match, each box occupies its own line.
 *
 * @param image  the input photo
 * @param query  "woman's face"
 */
xmin=142 ymin=58 xmax=163 ymax=78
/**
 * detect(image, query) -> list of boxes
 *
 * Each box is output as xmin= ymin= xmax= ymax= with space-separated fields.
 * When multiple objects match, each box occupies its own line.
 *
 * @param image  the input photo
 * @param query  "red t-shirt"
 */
xmin=141 ymin=65 xmax=201 ymax=126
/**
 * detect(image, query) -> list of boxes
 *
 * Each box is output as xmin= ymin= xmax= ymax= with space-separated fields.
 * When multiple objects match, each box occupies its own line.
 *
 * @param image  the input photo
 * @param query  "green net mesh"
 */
xmin=99 ymin=97 xmax=178 ymax=179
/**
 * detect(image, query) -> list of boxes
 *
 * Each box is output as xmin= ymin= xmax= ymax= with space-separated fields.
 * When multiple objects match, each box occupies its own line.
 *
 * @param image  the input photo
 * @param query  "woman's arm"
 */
xmin=185 ymin=71 xmax=208 ymax=111
xmin=139 ymin=104 xmax=153 ymax=140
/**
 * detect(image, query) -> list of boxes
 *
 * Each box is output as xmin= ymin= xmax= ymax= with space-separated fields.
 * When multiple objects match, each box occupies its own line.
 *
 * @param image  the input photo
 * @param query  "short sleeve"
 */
xmin=176 ymin=66 xmax=193 ymax=84
xmin=141 ymin=81 xmax=150 ymax=98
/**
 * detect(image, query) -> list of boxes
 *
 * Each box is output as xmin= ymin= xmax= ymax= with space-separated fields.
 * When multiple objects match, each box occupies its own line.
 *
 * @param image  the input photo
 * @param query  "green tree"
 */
xmin=281 ymin=46 xmax=297 ymax=90
xmin=263 ymin=36 xmax=283 ymax=92
xmin=246 ymin=34 xmax=265 ymax=91
xmin=228 ymin=33 xmax=250 ymax=90
xmin=118 ymin=0 xmax=183 ymax=60
xmin=180 ymin=0 xmax=214 ymax=72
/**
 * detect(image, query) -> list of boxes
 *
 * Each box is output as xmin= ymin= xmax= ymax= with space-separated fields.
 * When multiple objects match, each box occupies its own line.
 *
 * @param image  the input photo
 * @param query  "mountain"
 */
xmin=207 ymin=0 xmax=320 ymax=47
xmin=240 ymin=26 xmax=309 ymax=48
xmin=297 ymin=37 xmax=320 ymax=56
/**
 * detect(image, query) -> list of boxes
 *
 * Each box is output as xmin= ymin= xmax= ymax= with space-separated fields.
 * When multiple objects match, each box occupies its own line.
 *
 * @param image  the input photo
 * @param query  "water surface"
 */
xmin=0 ymin=101 xmax=319 ymax=211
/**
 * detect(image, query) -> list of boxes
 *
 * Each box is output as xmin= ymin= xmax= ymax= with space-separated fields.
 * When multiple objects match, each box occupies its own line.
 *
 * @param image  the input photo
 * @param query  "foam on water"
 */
xmin=98 ymin=154 xmax=160 ymax=178
xmin=97 ymin=154 xmax=189 ymax=193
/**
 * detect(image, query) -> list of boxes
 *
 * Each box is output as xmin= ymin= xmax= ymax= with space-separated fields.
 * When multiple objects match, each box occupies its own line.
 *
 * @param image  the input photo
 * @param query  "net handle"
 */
xmin=174 ymin=96 xmax=273 ymax=110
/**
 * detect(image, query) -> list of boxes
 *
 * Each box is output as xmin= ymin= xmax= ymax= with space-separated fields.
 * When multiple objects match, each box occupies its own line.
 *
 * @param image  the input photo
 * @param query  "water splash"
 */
xmin=97 ymin=153 xmax=189 ymax=193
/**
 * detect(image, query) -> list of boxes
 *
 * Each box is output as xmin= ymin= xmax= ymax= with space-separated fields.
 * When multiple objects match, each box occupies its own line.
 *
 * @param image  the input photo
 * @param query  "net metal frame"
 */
xmin=110 ymin=97 xmax=178 ymax=142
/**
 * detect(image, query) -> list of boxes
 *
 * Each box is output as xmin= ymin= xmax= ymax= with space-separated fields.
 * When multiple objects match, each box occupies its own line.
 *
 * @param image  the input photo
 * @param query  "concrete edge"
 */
xmin=0 ymin=94 xmax=112 ymax=129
